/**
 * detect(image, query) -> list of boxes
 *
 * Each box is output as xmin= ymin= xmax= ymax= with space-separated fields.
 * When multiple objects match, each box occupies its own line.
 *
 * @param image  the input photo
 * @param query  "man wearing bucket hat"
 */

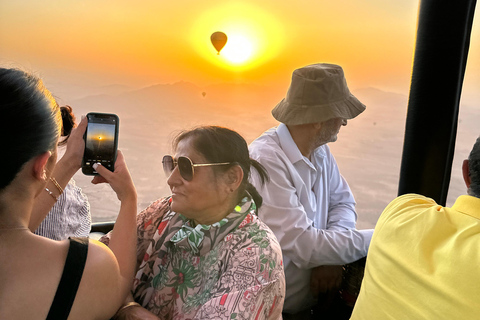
xmin=249 ymin=63 xmax=374 ymax=318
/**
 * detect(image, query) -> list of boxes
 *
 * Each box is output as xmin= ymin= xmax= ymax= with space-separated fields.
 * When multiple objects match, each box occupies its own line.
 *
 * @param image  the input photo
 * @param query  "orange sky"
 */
xmin=1 ymin=0 xmax=479 ymax=102
xmin=2 ymin=0 xmax=478 ymax=219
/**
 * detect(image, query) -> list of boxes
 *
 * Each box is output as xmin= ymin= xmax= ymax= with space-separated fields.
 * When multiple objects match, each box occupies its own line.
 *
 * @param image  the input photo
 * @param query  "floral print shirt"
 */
xmin=130 ymin=195 xmax=285 ymax=320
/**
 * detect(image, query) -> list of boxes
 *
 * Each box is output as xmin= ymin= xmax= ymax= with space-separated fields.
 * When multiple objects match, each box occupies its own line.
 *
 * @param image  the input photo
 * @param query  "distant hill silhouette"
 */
xmin=71 ymin=82 xmax=410 ymax=141
xmin=70 ymin=82 xmax=411 ymax=225
xmin=68 ymin=81 xmax=478 ymax=226
xmin=73 ymin=81 xmax=280 ymax=115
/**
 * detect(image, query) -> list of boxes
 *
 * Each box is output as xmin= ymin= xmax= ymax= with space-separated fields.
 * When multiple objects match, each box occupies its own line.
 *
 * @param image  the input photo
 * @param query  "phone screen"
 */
xmin=82 ymin=113 xmax=119 ymax=175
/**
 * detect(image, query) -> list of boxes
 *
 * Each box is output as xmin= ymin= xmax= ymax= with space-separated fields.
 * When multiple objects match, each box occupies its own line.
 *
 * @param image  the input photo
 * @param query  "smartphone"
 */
xmin=82 ymin=112 xmax=119 ymax=175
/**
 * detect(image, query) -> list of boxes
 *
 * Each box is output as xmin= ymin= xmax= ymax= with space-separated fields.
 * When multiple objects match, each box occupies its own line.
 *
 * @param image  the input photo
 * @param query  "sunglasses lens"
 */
xmin=162 ymin=155 xmax=174 ymax=176
xmin=177 ymin=157 xmax=193 ymax=181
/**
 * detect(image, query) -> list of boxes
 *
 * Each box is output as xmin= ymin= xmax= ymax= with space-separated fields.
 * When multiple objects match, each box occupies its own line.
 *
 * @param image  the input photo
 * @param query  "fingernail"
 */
xmin=92 ymin=163 xmax=101 ymax=170
xmin=81 ymin=115 xmax=86 ymax=120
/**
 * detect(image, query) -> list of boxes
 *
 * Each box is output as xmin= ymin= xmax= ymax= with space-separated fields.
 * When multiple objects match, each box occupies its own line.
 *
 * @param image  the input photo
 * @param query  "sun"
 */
xmin=191 ymin=2 xmax=284 ymax=70
xmin=221 ymin=34 xmax=254 ymax=64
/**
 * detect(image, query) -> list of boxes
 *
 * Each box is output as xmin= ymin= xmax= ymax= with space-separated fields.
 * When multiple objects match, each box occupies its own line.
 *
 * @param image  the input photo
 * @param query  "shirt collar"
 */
xmin=276 ymin=123 xmax=326 ymax=168
xmin=451 ymin=195 xmax=480 ymax=220
xmin=276 ymin=123 xmax=305 ymax=164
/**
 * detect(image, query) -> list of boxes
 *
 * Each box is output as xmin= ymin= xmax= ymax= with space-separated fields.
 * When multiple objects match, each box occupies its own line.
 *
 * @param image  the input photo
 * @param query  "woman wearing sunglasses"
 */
xmin=110 ymin=126 xmax=285 ymax=320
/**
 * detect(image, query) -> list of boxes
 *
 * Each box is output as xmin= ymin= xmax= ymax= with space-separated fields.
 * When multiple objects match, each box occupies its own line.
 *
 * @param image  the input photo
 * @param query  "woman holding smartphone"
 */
xmin=106 ymin=126 xmax=285 ymax=320
xmin=0 ymin=68 xmax=137 ymax=320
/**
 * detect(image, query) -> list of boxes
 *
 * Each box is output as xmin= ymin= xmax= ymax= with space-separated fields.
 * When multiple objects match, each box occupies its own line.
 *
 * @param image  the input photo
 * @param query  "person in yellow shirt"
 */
xmin=351 ymin=136 xmax=480 ymax=319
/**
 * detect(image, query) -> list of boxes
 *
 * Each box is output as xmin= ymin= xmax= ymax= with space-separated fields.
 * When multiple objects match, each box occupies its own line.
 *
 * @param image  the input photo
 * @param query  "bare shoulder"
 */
xmin=68 ymin=239 xmax=124 ymax=320
xmin=0 ymin=235 xmax=70 ymax=319
xmin=87 ymin=239 xmax=119 ymax=267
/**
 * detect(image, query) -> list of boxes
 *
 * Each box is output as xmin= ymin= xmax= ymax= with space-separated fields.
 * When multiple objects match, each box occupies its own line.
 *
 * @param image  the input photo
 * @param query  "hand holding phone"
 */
xmin=91 ymin=151 xmax=137 ymax=202
xmin=82 ymin=112 xmax=119 ymax=175
xmin=60 ymin=116 xmax=87 ymax=171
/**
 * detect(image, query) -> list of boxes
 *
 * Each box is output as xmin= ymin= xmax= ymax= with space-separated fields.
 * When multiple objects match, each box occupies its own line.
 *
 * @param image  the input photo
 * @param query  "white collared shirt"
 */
xmin=249 ymin=124 xmax=373 ymax=313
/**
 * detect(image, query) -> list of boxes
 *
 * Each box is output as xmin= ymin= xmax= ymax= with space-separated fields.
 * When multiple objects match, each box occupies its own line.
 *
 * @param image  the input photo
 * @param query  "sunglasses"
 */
xmin=162 ymin=155 xmax=231 ymax=181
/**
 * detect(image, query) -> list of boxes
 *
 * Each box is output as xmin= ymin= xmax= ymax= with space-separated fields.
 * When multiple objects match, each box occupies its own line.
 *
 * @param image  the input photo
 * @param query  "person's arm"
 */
xmin=99 ymin=197 xmax=171 ymax=269
xmin=69 ymin=150 xmax=138 ymax=319
xmin=312 ymin=151 xmax=352 ymax=296
xmin=324 ymin=146 xmax=357 ymax=231
xmin=29 ymin=117 xmax=87 ymax=231
xmin=91 ymin=151 xmax=138 ymax=302
xmin=251 ymin=152 xmax=373 ymax=269
xmin=100 ymin=198 xmax=171 ymax=320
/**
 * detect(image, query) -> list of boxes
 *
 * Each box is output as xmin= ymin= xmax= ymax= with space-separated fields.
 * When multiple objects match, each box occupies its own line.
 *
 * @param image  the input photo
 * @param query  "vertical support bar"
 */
xmin=398 ymin=0 xmax=477 ymax=205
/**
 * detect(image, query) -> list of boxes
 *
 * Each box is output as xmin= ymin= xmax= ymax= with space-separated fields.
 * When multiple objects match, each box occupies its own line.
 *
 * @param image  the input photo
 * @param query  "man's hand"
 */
xmin=310 ymin=265 xmax=344 ymax=299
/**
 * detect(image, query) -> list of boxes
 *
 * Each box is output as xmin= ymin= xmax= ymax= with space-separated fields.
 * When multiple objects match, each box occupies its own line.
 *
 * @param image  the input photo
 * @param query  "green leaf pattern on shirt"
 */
xmin=131 ymin=195 xmax=285 ymax=320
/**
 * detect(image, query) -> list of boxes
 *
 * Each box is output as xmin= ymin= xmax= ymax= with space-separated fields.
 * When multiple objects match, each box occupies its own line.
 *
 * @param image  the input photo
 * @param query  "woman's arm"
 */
xmin=29 ymin=117 xmax=87 ymax=231
xmin=68 ymin=150 xmax=139 ymax=320
xmin=100 ymin=197 xmax=171 ymax=270
xmin=92 ymin=151 xmax=138 ymax=301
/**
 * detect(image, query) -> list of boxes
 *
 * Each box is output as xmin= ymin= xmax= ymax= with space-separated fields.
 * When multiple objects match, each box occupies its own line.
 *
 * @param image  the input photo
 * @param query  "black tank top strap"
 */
xmin=46 ymin=237 xmax=89 ymax=320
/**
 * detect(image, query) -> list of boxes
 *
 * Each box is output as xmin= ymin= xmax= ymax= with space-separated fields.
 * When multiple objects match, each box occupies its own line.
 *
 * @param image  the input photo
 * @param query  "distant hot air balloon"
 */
xmin=211 ymin=31 xmax=227 ymax=55
xmin=202 ymin=92 xmax=206 ymax=98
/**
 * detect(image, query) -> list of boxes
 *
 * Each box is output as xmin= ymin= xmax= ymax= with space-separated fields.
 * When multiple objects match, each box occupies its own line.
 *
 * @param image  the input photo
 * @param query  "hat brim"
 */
xmin=272 ymin=93 xmax=366 ymax=125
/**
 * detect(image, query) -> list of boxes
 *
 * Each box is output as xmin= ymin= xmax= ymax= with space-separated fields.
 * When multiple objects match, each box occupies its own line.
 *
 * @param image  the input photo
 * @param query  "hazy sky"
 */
xmin=0 ymin=1 xmax=418 ymax=91
xmin=2 ymin=0 xmax=479 ymax=222
xmin=2 ymin=0 xmax=479 ymax=102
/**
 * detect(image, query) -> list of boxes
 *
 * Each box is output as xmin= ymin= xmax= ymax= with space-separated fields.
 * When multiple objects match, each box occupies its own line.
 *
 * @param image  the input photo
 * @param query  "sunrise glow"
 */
xmin=86 ymin=124 xmax=114 ymax=143
xmin=221 ymin=34 xmax=254 ymax=64
xmin=190 ymin=2 xmax=284 ymax=70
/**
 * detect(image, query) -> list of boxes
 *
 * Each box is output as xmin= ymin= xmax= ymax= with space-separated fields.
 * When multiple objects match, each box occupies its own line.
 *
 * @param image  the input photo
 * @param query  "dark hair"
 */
xmin=58 ymin=105 xmax=77 ymax=146
xmin=468 ymin=136 xmax=480 ymax=198
xmin=173 ymin=126 xmax=269 ymax=209
xmin=0 ymin=68 xmax=61 ymax=190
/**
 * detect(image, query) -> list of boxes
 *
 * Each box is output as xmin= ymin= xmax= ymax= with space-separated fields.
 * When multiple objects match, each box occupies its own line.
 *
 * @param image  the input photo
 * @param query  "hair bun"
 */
xmin=60 ymin=105 xmax=76 ymax=137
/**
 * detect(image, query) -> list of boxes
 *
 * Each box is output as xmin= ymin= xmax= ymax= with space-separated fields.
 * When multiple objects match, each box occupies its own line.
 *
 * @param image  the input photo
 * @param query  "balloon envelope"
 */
xmin=211 ymin=32 xmax=227 ymax=54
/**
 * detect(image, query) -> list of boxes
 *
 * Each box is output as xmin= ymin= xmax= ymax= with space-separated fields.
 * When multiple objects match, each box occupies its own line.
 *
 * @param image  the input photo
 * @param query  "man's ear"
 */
xmin=226 ymin=165 xmax=244 ymax=192
xmin=462 ymin=159 xmax=471 ymax=188
xmin=32 ymin=151 xmax=52 ymax=181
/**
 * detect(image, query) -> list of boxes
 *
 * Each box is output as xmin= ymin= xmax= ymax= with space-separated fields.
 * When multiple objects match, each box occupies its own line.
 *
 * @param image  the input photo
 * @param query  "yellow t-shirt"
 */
xmin=351 ymin=194 xmax=480 ymax=319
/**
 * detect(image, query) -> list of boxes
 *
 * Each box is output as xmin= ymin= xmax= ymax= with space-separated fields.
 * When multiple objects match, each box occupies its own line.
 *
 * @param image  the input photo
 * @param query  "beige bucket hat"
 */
xmin=272 ymin=63 xmax=366 ymax=125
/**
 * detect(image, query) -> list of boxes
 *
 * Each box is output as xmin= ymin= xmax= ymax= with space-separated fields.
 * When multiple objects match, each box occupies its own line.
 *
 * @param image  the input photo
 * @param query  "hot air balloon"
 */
xmin=202 ymin=92 xmax=206 ymax=98
xmin=211 ymin=31 xmax=227 ymax=55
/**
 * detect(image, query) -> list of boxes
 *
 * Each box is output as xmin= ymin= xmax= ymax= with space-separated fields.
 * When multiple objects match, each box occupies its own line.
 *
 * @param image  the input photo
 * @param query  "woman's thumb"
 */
xmin=93 ymin=162 xmax=111 ymax=179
